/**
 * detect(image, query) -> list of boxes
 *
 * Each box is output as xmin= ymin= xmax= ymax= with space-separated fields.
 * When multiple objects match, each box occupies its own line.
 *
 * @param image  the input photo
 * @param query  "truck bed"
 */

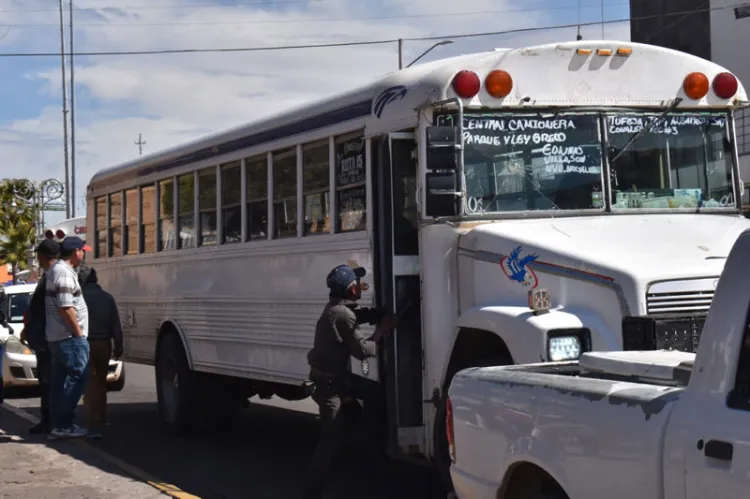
xmin=449 ymin=362 xmax=684 ymax=499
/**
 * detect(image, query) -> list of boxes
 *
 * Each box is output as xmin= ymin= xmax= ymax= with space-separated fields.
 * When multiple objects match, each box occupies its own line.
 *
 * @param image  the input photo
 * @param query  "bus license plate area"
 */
xmin=622 ymin=316 xmax=705 ymax=353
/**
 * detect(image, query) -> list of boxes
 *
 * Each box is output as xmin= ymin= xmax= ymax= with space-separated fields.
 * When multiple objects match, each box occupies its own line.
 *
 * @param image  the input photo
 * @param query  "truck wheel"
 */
xmin=433 ymin=353 xmax=513 ymax=494
xmin=155 ymin=333 xmax=199 ymax=434
xmin=106 ymin=363 xmax=126 ymax=392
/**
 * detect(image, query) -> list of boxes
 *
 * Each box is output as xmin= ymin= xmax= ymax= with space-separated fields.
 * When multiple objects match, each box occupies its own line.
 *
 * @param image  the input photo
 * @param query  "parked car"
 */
xmin=446 ymin=226 xmax=750 ymax=499
xmin=1 ymin=283 xmax=125 ymax=391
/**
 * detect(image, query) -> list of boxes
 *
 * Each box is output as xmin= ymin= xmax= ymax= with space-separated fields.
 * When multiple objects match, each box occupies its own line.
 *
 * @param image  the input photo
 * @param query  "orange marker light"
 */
xmin=576 ymin=48 xmax=592 ymax=55
xmin=597 ymin=48 xmax=613 ymax=56
xmin=683 ymin=72 xmax=710 ymax=100
xmin=616 ymin=47 xmax=633 ymax=56
xmin=485 ymin=70 xmax=513 ymax=98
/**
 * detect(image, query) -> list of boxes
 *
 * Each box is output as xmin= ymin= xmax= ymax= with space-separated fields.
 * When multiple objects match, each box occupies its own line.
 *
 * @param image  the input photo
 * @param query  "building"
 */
xmin=630 ymin=0 xmax=750 ymax=203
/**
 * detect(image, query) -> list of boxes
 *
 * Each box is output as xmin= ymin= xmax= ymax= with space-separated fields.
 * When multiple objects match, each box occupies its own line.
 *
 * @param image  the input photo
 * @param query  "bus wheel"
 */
xmin=433 ymin=352 xmax=513 ymax=494
xmin=155 ymin=333 xmax=198 ymax=434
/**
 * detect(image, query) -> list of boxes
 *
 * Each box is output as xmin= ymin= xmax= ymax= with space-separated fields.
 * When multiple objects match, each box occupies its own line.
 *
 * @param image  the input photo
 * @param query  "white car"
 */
xmin=1 ymin=283 xmax=125 ymax=391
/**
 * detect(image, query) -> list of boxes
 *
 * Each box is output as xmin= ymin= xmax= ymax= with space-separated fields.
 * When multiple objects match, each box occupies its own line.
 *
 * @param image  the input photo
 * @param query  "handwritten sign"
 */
xmin=338 ymin=185 xmax=366 ymax=232
xmin=336 ymin=137 xmax=365 ymax=187
xmin=607 ymin=114 xmax=727 ymax=136
xmin=462 ymin=114 xmax=603 ymax=177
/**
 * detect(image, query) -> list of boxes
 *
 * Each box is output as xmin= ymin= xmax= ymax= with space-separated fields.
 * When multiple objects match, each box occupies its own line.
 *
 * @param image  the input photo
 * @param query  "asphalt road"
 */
xmin=7 ymin=363 xmax=444 ymax=499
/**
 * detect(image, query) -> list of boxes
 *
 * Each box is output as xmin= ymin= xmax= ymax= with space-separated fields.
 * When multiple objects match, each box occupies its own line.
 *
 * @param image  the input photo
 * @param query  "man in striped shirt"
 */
xmin=45 ymin=236 xmax=91 ymax=440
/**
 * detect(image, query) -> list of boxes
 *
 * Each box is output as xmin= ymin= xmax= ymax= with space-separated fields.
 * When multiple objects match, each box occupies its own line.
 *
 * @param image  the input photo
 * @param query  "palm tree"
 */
xmin=0 ymin=179 xmax=36 ymax=284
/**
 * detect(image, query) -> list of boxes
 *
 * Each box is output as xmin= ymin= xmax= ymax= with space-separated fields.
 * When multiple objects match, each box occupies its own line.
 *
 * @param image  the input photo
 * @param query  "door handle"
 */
xmin=701 ymin=439 xmax=734 ymax=461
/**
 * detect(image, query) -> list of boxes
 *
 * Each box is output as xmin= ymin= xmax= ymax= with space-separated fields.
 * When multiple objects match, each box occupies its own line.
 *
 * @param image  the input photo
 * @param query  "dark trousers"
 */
xmin=305 ymin=383 xmax=348 ymax=499
xmin=304 ymin=377 xmax=385 ymax=499
xmin=36 ymin=348 xmax=52 ymax=425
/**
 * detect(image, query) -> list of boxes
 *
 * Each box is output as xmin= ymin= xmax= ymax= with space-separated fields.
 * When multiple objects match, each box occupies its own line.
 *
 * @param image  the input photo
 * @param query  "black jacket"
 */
xmin=81 ymin=282 xmax=123 ymax=345
xmin=25 ymin=276 xmax=48 ymax=352
xmin=307 ymin=298 xmax=383 ymax=377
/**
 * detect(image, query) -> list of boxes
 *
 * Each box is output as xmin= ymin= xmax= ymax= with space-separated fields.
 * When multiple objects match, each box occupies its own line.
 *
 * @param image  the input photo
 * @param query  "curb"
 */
xmin=1 ymin=402 xmax=201 ymax=499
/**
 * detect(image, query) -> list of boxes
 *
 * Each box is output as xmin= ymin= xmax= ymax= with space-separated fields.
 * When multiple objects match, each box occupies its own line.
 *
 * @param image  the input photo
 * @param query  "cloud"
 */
xmin=0 ymin=0 xmax=630 ymax=218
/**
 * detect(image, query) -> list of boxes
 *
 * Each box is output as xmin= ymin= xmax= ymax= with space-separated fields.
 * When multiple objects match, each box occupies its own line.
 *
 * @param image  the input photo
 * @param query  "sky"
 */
xmin=0 ymin=0 xmax=631 ymax=224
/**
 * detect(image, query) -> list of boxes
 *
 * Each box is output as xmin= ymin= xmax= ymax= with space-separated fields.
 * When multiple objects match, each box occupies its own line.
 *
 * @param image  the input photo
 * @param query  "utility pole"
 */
xmin=398 ymin=38 xmax=403 ymax=69
xmin=69 ymin=0 xmax=76 ymax=217
xmin=135 ymin=133 xmax=147 ymax=156
xmin=58 ymin=0 xmax=70 ymax=218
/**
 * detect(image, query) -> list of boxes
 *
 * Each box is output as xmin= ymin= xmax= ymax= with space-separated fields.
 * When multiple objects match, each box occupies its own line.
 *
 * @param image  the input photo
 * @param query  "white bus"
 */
xmin=44 ymin=216 xmax=87 ymax=242
xmin=87 ymin=40 xmax=749 ymax=487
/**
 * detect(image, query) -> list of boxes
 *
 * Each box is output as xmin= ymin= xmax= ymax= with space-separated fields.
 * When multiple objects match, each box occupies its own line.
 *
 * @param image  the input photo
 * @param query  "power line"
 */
xmin=0 ymin=3 xmax=743 ymax=58
xmin=0 ymin=0 xmax=322 ymax=13
xmin=0 ymin=2 xmax=630 ymax=28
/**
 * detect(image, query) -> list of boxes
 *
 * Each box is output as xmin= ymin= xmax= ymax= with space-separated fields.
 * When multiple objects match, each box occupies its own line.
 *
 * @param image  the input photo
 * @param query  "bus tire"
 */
xmin=155 ymin=333 xmax=199 ymax=434
xmin=433 ymin=352 xmax=513 ymax=494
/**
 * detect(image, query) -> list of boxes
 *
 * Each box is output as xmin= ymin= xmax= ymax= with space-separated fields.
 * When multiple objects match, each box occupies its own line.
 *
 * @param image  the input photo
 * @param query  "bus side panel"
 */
xmin=94 ymin=233 xmax=375 ymax=385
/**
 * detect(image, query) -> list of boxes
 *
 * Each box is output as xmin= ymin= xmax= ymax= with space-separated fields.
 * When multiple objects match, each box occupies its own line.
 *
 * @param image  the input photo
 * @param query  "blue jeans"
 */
xmin=48 ymin=336 xmax=90 ymax=429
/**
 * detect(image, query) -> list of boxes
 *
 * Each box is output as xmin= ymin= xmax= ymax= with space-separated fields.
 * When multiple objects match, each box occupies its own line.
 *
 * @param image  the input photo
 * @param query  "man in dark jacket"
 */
xmin=20 ymin=238 xmax=61 ymax=434
xmin=79 ymin=268 xmax=123 ymax=439
xmin=304 ymin=264 xmax=395 ymax=499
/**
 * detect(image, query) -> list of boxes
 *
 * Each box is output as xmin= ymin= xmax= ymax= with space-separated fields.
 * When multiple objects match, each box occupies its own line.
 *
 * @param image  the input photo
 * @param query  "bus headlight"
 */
xmin=547 ymin=328 xmax=591 ymax=362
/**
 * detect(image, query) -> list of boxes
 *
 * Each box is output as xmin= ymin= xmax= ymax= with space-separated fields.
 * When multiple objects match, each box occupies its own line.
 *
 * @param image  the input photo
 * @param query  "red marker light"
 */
xmin=452 ymin=70 xmax=480 ymax=99
xmin=713 ymin=72 xmax=738 ymax=99
xmin=55 ymin=230 xmax=65 ymax=239
xmin=44 ymin=230 xmax=54 ymax=239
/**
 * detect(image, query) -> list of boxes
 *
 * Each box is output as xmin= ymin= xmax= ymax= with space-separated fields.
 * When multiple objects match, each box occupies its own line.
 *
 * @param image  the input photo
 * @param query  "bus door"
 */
xmin=373 ymin=131 xmax=425 ymax=455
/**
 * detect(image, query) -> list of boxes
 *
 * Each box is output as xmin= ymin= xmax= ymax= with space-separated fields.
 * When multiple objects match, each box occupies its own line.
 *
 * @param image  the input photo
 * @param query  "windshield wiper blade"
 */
xmin=609 ymin=97 xmax=684 ymax=165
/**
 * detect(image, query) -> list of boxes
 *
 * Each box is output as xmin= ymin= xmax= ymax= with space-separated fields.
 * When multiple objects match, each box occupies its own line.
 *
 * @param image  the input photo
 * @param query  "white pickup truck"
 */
xmin=446 ymin=227 xmax=750 ymax=499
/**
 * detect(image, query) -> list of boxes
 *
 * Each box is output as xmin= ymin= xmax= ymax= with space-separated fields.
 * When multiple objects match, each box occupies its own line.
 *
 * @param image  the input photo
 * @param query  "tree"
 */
xmin=0 ymin=179 xmax=36 ymax=284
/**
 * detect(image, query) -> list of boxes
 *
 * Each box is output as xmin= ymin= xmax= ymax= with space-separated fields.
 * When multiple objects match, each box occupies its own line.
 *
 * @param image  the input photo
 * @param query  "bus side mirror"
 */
xmin=425 ymin=172 xmax=459 ymax=217
xmin=426 ymin=126 xmax=459 ymax=170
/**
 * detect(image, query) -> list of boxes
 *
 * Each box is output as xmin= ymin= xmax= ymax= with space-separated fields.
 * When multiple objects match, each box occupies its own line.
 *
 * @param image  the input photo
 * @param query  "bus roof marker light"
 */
xmin=616 ymin=47 xmax=632 ymax=56
xmin=452 ymin=70 xmax=481 ymax=99
xmin=485 ymin=70 xmax=513 ymax=98
xmin=684 ymin=72 xmax=710 ymax=100
xmin=576 ymin=48 xmax=592 ymax=55
xmin=713 ymin=72 xmax=738 ymax=100
xmin=596 ymin=48 xmax=612 ymax=56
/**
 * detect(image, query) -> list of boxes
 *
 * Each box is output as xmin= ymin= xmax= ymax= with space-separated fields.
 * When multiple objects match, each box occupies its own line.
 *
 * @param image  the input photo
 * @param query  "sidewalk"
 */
xmin=0 ymin=405 xmax=168 ymax=499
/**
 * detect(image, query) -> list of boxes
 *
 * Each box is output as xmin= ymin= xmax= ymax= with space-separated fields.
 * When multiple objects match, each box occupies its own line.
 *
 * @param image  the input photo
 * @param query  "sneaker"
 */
xmin=29 ymin=422 xmax=50 ymax=435
xmin=47 ymin=425 xmax=88 ymax=440
xmin=86 ymin=430 xmax=103 ymax=440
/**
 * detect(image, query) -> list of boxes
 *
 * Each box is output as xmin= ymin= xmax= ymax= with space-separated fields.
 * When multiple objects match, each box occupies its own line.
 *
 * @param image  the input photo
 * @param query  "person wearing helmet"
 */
xmin=304 ymin=264 xmax=395 ymax=499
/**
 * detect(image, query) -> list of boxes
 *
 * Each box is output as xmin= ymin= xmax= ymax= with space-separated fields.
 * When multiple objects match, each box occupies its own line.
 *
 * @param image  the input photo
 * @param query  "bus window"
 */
xmin=335 ymin=132 xmax=366 ymax=233
xmin=141 ymin=184 xmax=157 ymax=253
xmin=108 ymin=192 xmax=123 ymax=257
xmin=95 ymin=196 xmax=107 ymax=259
xmin=303 ymin=139 xmax=330 ymax=235
xmin=199 ymin=167 xmax=218 ymax=246
xmin=177 ymin=174 xmax=196 ymax=249
xmin=124 ymin=189 xmax=138 ymax=255
xmin=245 ymin=155 xmax=268 ymax=241
xmin=273 ymin=147 xmax=298 ymax=238
xmin=221 ymin=161 xmax=242 ymax=244
xmin=159 ymin=179 xmax=175 ymax=251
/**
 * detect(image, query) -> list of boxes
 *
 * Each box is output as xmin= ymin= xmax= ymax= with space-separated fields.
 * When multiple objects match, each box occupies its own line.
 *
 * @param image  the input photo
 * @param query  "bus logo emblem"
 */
xmin=500 ymin=246 xmax=540 ymax=289
xmin=373 ymin=85 xmax=407 ymax=118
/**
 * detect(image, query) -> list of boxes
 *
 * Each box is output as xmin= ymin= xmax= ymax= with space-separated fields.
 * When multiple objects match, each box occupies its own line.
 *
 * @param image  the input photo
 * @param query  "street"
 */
xmin=5 ymin=363 xmax=443 ymax=499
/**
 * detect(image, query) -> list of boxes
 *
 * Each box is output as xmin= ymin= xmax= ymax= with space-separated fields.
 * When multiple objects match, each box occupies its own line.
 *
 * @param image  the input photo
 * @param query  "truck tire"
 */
xmin=106 ymin=363 xmax=126 ymax=392
xmin=433 ymin=352 xmax=513 ymax=494
xmin=155 ymin=333 xmax=200 ymax=434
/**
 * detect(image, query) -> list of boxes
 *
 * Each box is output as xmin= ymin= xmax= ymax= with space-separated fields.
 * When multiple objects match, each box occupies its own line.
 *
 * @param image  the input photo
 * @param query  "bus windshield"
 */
xmin=607 ymin=112 xmax=735 ymax=209
xmin=458 ymin=111 xmax=737 ymax=215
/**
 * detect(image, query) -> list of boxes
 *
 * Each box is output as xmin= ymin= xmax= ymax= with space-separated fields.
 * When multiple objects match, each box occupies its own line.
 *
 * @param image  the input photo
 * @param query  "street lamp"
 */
xmin=398 ymin=39 xmax=454 ymax=69
xmin=8 ymin=178 xmax=66 ymax=239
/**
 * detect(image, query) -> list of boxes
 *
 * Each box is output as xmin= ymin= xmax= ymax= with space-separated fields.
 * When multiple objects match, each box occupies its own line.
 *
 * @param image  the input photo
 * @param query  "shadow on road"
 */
xmin=8 ymin=398 xmax=443 ymax=499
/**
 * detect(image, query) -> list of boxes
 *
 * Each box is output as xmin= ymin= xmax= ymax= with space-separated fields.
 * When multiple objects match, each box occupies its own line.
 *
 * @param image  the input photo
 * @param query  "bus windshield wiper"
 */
xmin=610 ymin=97 xmax=683 ymax=165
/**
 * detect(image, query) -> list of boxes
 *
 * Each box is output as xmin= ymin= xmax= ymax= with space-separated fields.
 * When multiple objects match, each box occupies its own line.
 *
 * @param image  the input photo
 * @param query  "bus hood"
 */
xmin=459 ymin=214 xmax=750 ymax=282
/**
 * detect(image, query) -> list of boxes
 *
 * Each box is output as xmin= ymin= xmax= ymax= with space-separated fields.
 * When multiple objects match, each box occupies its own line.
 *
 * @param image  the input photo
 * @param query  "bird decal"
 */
xmin=502 ymin=246 xmax=540 ymax=287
